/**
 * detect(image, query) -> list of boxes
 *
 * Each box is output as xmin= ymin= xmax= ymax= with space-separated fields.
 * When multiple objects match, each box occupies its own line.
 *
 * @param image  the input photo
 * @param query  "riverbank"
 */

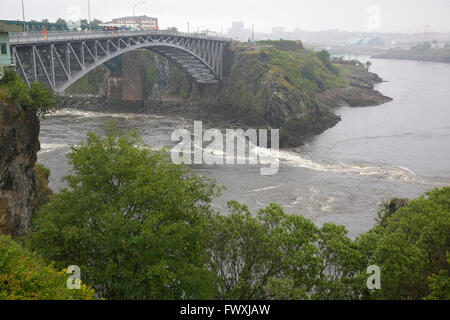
xmin=316 ymin=64 xmax=392 ymax=108
xmin=59 ymin=44 xmax=391 ymax=147
xmin=373 ymin=47 xmax=450 ymax=64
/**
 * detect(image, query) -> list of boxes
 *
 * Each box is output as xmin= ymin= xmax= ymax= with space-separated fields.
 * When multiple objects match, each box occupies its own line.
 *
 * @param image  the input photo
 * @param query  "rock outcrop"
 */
xmin=210 ymin=49 xmax=343 ymax=147
xmin=316 ymin=65 xmax=392 ymax=108
xmin=0 ymin=100 xmax=51 ymax=237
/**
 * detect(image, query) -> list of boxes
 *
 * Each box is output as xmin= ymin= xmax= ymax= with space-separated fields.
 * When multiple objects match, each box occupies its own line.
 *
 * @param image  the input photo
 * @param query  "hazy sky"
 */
xmin=1 ymin=0 xmax=449 ymax=33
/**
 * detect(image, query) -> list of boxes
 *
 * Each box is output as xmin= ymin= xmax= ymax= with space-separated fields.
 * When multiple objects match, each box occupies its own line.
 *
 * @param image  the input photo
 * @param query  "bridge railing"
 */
xmin=9 ymin=29 xmax=231 ymax=45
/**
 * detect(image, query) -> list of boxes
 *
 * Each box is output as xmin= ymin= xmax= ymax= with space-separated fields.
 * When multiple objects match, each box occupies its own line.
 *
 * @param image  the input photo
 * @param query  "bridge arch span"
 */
xmin=57 ymin=42 xmax=220 ymax=92
xmin=10 ymin=31 xmax=230 ymax=92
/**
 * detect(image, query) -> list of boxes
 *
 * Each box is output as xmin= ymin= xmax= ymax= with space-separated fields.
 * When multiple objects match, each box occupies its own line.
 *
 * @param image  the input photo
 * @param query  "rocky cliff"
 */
xmin=60 ymin=43 xmax=392 ymax=147
xmin=0 ymin=99 xmax=51 ymax=237
xmin=167 ymin=46 xmax=391 ymax=147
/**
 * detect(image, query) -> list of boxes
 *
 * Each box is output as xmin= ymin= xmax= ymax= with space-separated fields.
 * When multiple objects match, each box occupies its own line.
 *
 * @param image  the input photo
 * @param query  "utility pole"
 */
xmin=21 ymin=0 xmax=26 ymax=32
xmin=88 ymin=0 xmax=92 ymax=30
xmin=252 ymin=24 xmax=254 ymax=43
xmin=133 ymin=1 xmax=146 ymax=29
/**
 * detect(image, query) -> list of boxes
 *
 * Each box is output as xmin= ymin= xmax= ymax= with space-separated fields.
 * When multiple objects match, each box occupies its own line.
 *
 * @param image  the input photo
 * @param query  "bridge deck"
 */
xmin=9 ymin=30 xmax=231 ymax=45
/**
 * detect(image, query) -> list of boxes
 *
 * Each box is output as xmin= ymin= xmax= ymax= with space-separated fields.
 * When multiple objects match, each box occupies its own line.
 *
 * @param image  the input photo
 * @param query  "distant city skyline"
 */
xmin=1 ymin=0 xmax=450 ymax=34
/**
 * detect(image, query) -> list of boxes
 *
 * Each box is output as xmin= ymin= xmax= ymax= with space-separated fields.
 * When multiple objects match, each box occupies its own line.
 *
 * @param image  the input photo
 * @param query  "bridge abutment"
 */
xmin=121 ymin=51 xmax=145 ymax=102
xmin=107 ymin=77 xmax=122 ymax=101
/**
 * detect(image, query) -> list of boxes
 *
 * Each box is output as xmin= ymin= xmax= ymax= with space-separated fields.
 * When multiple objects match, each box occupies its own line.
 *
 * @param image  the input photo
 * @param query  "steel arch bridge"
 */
xmin=9 ymin=30 xmax=231 ymax=92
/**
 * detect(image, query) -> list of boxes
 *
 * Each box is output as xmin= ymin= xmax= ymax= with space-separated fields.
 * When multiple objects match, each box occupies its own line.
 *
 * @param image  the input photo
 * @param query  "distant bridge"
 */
xmin=9 ymin=30 xmax=231 ymax=92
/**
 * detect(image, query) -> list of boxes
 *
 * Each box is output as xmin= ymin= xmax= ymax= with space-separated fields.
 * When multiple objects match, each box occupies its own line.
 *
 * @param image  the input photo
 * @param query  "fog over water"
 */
xmin=38 ymin=57 xmax=450 ymax=237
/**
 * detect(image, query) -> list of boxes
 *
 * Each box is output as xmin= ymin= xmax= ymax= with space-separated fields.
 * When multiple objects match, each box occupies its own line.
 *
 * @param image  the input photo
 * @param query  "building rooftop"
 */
xmin=112 ymin=15 xmax=157 ymax=20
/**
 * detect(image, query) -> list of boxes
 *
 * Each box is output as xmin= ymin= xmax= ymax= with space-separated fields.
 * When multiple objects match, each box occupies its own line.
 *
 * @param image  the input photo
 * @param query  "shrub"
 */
xmin=357 ymin=187 xmax=450 ymax=300
xmin=0 ymin=69 xmax=58 ymax=116
xmin=208 ymin=202 xmax=365 ymax=300
xmin=0 ymin=235 xmax=94 ymax=300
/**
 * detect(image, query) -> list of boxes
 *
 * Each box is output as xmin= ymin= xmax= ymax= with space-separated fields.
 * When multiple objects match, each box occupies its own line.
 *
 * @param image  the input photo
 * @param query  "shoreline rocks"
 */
xmin=58 ymin=48 xmax=392 ymax=148
xmin=316 ymin=66 xmax=392 ymax=108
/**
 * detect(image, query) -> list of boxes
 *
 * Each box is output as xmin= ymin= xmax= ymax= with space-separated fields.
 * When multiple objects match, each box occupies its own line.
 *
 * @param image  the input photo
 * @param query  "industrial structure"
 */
xmin=345 ymin=36 xmax=385 ymax=47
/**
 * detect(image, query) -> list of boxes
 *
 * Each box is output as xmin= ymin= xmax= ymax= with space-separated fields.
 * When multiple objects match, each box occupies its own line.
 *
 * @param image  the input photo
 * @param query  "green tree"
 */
xmin=0 ymin=70 xmax=58 ymax=116
xmin=26 ymin=124 xmax=220 ymax=299
xmin=208 ymin=202 xmax=365 ymax=300
xmin=55 ymin=18 xmax=67 ymax=26
xmin=426 ymin=253 xmax=450 ymax=300
xmin=315 ymin=49 xmax=331 ymax=65
xmin=313 ymin=223 xmax=365 ymax=300
xmin=0 ymin=235 xmax=94 ymax=300
xmin=315 ymin=49 xmax=339 ymax=75
xmin=357 ymin=187 xmax=450 ymax=300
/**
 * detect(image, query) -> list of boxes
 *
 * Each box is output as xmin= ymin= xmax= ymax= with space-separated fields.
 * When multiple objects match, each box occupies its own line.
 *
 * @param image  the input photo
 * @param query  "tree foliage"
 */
xmin=20 ymin=123 xmax=450 ymax=300
xmin=357 ymin=187 xmax=450 ymax=300
xmin=26 ymin=123 xmax=220 ymax=299
xmin=315 ymin=49 xmax=339 ymax=75
xmin=208 ymin=202 xmax=365 ymax=300
xmin=0 ymin=235 xmax=94 ymax=300
xmin=0 ymin=70 xmax=58 ymax=116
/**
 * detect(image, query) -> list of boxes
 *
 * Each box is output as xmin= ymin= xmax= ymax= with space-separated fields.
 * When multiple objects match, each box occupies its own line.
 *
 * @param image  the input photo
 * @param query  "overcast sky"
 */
xmin=1 ymin=0 xmax=449 ymax=33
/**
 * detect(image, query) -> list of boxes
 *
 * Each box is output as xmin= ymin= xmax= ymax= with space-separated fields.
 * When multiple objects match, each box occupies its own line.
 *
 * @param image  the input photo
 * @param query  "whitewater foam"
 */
xmin=39 ymin=143 xmax=69 ymax=154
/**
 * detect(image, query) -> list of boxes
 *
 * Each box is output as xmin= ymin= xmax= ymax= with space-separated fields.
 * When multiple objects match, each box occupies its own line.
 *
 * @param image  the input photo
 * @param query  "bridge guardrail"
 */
xmin=9 ymin=29 xmax=231 ymax=45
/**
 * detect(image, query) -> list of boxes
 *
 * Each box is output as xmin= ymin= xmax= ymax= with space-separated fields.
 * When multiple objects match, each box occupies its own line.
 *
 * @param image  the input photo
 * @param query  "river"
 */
xmin=38 ymin=58 xmax=450 ymax=237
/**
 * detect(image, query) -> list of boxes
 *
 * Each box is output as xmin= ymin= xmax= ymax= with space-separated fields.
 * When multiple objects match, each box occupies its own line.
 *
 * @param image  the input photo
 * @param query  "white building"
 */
xmin=101 ymin=15 xmax=158 ymax=30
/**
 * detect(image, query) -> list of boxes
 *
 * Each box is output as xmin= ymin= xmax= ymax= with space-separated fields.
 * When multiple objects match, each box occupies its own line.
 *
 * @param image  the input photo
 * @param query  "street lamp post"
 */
xmin=133 ymin=1 xmax=146 ymax=29
xmin=21 ymin=0 xmax=26 ymax=32
xmin=88 ymin=0 xmax=92 ymax=30
xmin=187 ymin=22 xmax=190 ymax=34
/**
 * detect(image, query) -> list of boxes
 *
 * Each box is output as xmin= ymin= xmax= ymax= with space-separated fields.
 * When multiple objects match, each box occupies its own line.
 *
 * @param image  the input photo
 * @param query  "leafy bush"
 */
xmin=0 ymin=235 xmax=94 ymax=300
xmin=315 ymin=50 xmax=339 ymax=75
xmin=208 ymin=202 xmax=365 ymax=300
xmin=357 ymin=187 xmax=450 ymax=300
xmin=27 ymin=123 xmax=220 ymax=299
xmin=0 ymin=69 xmax=58 ymax=116
xmin=426 ymin=253 xmax=450 ymax=300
